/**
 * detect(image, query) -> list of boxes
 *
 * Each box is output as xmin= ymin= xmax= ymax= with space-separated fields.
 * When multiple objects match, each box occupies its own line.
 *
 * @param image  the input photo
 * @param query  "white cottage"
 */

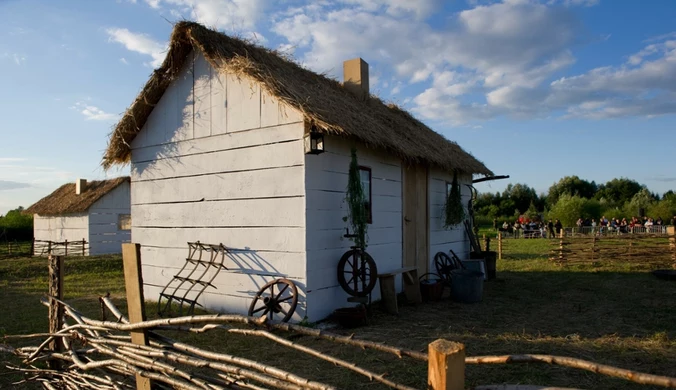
xmin=26 ymin=177 xmax=131 ymax=256
xmin=103 ymin=22 xmax=493 ymax=322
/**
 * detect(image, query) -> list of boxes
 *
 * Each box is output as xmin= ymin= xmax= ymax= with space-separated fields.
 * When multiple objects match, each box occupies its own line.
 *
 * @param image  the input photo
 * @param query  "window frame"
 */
xmin=118 ymin=214 xmax=131 ymax=231
xmin=359 ymin=166 xmax=373 ymax=224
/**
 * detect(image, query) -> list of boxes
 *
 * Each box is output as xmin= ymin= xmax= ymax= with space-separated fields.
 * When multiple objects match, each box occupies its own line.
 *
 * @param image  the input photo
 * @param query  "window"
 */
xmin=359 ymin=166 xmax=372 ymax=224
xmin=446 ymin=182 xmax=452 ymax=199
xmin=118 ymin=214 xmax=131 ymax=231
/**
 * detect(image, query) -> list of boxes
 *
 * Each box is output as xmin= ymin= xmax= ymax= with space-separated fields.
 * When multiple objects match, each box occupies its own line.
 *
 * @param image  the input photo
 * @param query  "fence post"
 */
xmin=428 ymin=339 xmax=465 ymax=390
xmin=47 ymin=240 xmax=52 ymax=255
xmin=82 ymin=238 xmax=86 ymax=256
xmin=498 ymin=233 xmax=502 ymax=260
xmin=591 ymin=236 xmax=596 ymax=262
xmin=7 ymin=241 xmax=11 ymax=255
xmin=668 ymin=226 xmax=675 ymax=269
xmin=122 ymin=243 xmax=152 ymax=390
xmin=48 ymin=255 xmax=64 ymax=369
xmin=64 ymin=239 xmax=68 ymax=257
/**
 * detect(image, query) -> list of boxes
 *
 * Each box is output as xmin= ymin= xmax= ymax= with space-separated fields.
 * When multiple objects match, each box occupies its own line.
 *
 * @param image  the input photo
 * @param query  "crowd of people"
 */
xmin=495 ymin=215 xmax=676 ymax=238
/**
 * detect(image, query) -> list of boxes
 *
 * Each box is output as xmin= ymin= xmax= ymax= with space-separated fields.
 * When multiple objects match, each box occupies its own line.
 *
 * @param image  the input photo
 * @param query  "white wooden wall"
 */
xmin=428 ymin=168 xmax=472 ymax=269
xmin=130 ymin=50 xmax=307 ymax=320
xmin=33 ymin=213 xmax=89 ymax=255
xmin=88 ymin=181 xmax=131 ymax=255
xmin=304 ymin=136 xmax=403 ymax=321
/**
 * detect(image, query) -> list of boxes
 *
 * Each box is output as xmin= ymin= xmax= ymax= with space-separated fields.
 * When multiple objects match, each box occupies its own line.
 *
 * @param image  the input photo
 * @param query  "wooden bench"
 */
xmin=377 ymin=266 xmax=423 ymax=314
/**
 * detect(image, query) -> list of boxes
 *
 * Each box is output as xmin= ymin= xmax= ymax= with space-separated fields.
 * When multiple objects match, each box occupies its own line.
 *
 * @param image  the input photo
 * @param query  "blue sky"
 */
xmin=1 ymin=0 xmax=675 ymax=214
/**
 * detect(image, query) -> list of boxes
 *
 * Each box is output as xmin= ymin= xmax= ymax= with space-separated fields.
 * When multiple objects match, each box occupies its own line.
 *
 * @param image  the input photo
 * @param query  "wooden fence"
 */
xmin=0 ymin=240 xmax=32 ymax=259
xmin=549 ymin=230 xmax=676 ymax=267
xmin=3 ymin=245 xmax=676 ymax=389
xmin=32 ymin=238 xmax=88 ymax=257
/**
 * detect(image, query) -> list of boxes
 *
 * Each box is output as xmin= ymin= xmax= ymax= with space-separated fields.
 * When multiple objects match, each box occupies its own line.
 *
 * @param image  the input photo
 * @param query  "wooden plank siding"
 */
xmin=129 ymin=50 xmax=307 ymax=321
xmin=427 ymin=168 xmax=472 ymax=268
xmin=33 ymin=213 xmax=89 ymax=255
xmin=88 ymin=181 xmax=131 ymax=255
xmin=304 ymin=136 xmax=403 ymax=321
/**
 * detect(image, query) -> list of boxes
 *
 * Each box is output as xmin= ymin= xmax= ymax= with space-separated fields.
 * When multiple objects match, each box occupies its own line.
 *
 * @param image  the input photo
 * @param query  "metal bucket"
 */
xmin=450 ymin=269 xmax=484 ymax=303
xmin=419 ymin=273 xmax=444 ymax=301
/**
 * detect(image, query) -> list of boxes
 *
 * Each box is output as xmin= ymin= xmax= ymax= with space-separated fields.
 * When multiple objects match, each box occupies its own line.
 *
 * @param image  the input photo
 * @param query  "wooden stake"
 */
xmin=497 ymin=233 xmax=502 ymax=260
xmin=122 ymin=243 xmax=152 ymax=390
xmin=64 ymin=240 xmax=68 ymax=257
xmin=82 ymin=238 xmax=86 ymax=256
xmin=48 ymin=255 xmax=64 ymax=370
xmin=428 ymin=339 xmax=465 ymax=390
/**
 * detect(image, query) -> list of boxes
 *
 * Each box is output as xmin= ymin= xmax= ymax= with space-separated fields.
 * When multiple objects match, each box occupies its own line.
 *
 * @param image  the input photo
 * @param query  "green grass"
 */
xmin=1 ymin=246 xmax=675 ymax=390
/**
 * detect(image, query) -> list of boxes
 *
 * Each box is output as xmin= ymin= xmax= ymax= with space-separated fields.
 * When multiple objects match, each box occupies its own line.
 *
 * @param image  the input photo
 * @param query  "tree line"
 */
xmin=0 ymin=207 xmax=34 ymax=241
xmin=474 ymin=176 xmax=676 ymax=227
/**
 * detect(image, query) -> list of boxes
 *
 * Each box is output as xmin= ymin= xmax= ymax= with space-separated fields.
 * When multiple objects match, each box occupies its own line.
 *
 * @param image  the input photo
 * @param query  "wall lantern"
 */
xmin=304 ymin=126 xmax=325 ymax=155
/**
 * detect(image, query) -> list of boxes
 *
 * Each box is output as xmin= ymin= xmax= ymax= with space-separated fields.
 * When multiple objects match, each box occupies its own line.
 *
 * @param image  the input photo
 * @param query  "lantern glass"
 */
xmin=305 ymin=129 xmax=325 ymax=154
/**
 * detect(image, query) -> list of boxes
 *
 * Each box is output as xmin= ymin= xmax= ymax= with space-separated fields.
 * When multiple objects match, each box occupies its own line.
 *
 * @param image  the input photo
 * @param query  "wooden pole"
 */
xmin=122 ymin=243 xmax=152 ymax=390
xmin=428 ymin=339 xmax=465 ymax=390
xmin=82 ymin=238 xmax=86 ymax=256
xmin=48 ymin=255 xmax=64 ymax=370
xmin=497 ymin=233 xmax=502 ymax=260
xmin=47 ymin=240 xmax=52 ymax=255
xmin=64 ymin=239 xmax=68 ymax=257
xmin=668 ymin=226 xmax=676 ymax=269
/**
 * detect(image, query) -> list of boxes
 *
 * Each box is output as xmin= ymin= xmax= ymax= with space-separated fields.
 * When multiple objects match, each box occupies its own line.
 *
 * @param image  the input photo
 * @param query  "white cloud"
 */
xmin=106 ymin=28 xmax=167 ymax=68
xmin=145 ymin=0 xmax=266 ymax=30
xmin=271 ymin=0 xmax=582 ymax=124
xmin=119 ymin=57 xmax=129 ymax=65
xmin=71 ymin=102 xmax=119 ymax=121
xmin=3 ymin=52 xmax=26 ymax=65
xmin=145 ymin=0 xmax=161 ymax=8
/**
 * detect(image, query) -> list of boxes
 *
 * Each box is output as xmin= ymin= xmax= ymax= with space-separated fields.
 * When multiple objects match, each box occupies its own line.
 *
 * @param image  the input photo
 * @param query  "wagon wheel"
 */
xmin=337 ymin=249 xmax=378 ymax=297
xmin=248 ymin=278 xmax=298 ymax=322
xmin=434 ymin=252 xmax=463 ymax=284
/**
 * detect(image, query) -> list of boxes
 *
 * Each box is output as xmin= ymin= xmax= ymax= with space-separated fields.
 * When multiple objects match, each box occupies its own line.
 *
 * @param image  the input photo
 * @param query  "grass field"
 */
xmin=1 ymin=241 xmax=675 ymax=389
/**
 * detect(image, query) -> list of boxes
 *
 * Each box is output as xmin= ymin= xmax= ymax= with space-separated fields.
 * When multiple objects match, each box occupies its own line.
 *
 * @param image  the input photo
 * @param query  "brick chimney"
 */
xmin=75 ymin=178 xmax=87 ymax=195
xmin=343 ymin=58 xmax=369 ymax=100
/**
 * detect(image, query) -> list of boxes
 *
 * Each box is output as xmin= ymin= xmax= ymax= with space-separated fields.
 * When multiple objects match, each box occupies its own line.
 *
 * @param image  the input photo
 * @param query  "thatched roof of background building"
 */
xmin=103 ymin=21 xmax=492 ymax=176
xmin=25 ymin=177 xmax=130 ymax=216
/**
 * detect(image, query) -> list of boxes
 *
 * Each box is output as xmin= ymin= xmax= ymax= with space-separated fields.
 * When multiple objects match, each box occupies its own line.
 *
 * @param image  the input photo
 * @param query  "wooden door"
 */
xmin=402 ymin=164 xmax=429 ymax=276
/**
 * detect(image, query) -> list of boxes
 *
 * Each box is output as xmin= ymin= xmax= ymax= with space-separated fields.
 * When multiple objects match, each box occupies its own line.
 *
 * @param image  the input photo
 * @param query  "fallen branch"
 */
xmin=466 ymin=354 xmax=676 ymax=388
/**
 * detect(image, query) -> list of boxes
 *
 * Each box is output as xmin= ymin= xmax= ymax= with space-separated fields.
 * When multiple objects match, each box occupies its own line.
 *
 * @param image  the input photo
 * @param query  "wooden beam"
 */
xmin=428 ymin=339 xmax=465 ymax=390
xmin=48 ymin=255 xmax=64 ymax=369
xmin=122 ymin=243 xmax=152 ymax=390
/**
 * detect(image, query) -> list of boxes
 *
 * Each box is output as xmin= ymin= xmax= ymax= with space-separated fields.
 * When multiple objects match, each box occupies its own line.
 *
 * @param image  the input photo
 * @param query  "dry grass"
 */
xmin=1 ymin=243 xmax=675 ymax=389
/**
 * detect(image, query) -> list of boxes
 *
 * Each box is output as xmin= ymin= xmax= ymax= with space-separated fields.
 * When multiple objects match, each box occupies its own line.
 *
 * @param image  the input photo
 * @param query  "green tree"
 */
xmin=547 ymin=176 xmax=597 ymax=206
xmin=595 ymin=178 xmax=644 ymax=205
xmin=502 ymin=183 xmax=539 ymax=215
xmin=548 ymin=194 xmax=601 ymax=227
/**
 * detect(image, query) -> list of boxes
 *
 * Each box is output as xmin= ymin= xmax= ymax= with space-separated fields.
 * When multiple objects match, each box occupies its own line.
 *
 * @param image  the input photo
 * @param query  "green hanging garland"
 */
xmin=444 ymin=170 xmax=465 ymax=229
xmin=345 ymin=147 xmax=368 ymax=248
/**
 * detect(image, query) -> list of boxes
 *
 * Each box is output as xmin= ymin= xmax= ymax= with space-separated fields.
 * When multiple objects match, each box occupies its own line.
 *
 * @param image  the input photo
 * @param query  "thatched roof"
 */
xmin=103 ymin=21 xmax=492 ymax=176
xmin=26 ymin=177 xmax=130 ymax=216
